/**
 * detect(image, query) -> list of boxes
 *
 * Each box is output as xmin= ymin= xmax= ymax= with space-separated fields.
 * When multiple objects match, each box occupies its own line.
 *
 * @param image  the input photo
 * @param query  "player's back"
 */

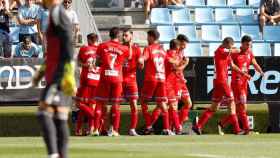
xmin=143 ymin=43 xmax=166 ymax=82
xmin=97 ymin=40 xmax=129 ymax=83
xmin=214 ymin=46 xmax=231 ymax=84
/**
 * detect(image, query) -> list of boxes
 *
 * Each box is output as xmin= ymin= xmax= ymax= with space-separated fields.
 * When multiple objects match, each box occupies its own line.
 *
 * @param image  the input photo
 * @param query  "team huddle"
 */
xmin=74 ymin=27 xmax=264 ymax=137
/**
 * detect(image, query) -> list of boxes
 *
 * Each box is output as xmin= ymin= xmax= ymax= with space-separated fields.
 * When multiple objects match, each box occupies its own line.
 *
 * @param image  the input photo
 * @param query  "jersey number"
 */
xmin=109 ymin=53 xmax=117 ymax=69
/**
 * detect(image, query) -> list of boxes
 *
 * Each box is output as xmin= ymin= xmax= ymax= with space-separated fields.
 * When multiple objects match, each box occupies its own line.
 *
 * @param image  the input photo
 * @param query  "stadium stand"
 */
xmin=150 ymin=8 xmax=172 ymax=25
xmin=248 ymin=0 xmax=261 ymax=8
xmin=195 ymin=8 xmax=214 ymax=24
xmin=171 ymin=8 xmax=192 ymax=25
xmin=157 ymin=26 xmax=176 ymax=43
xmin=241 ymin=25 xmax=262 ymax=41
xmin=228 ymin=0 xmax=247 ymax=7
xmin=252 ymin=43 xmax=272 ymax=56
xmin=177 ymin=25 xmax=199 ymax=41
xmin=221 ymin=25 xmax=241 ymax=41
xmin=183 ymin=43 xmax=203 ymax=56
xmin=274 ymin=43 xmax=280 ymax=56
xmin=236 ymin=8 xmax=257 ymax=24
xmin=201 ymin=25 xmax=220 ymax=42
xmin=215 ymin=8 xmax=237 ymax=24
xmin=185 ymin=0 xmax=205 ymax=7
xmin=263 ymin=26 xmax=280 ymax=42
xmin=208 ymin=42 xmax=220 ymax=56
xmin=207 ymin=0 xmax=226 ymax=7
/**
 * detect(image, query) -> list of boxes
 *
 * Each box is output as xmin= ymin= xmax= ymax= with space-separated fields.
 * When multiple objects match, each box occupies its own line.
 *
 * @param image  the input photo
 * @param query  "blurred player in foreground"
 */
xmin=32 ymin=0 xmax=75 ymax=157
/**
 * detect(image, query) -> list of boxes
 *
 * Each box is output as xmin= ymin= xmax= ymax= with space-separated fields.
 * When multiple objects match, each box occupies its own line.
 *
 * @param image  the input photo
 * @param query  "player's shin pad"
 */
xmin=61 ymin=62 xmax=77 ymax=96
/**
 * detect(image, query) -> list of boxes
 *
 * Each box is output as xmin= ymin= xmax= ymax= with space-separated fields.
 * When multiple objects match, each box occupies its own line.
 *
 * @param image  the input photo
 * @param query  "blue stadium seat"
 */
xmin=9 ymin=26 xmax=19 ymax=43
xmin=207 ymin=0 xmax=226 ymax=7
xmin=215 ymin=8 xmax=237 ymax=24
xmin=201 ymin=25 xmax=220 ymax=41
xmin=252 ymin=43 xmax=271 ymax=56
xmin=157 ymin=26 xmax=176 ymax=43
xmin=208 ymin=42 xmax=220 ymax=56
xmin=11 ymin=44 xmax=17 ymax=58
xmin=172 ymin=8 xmax=192 ymax=25
xmin=241 ymin=25 xmax=262 ymax=41
xmin=184 ymin=43 xmax=203 ymax=57
xmin=195 ymin=8 xmax=214 ymax=24
xmin=185 ymin=0 xmax=205 ymax=7
xmin=263 ymin=26 xmax=280 ymax=42
xmin=236 ymin=8 xmax=257 ymax=24
xmin=274 ymin=43 xmax=280 ymax=56
xmin=228 ymin=0 xmax=247 ymax=7
xmin=248 ymin=0 xmax=260 ymax=7
xmin=177 ymin=25 xmax=199 ymax=41
xmin=221 ymin=25 xmax=241 ymax=41
xmin=151 ymin=8 xmax=172 ymax=25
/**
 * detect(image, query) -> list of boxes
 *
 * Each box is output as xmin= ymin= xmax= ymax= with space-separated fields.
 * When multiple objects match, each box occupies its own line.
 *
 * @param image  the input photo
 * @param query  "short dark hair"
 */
xmin=87 ymin=33 xmax=98 ymax=41
xmin=176 ymin=34 xmax=189 ymax=43
xmin=222 ymin=37 xmax=234 ymax=45
xmin=23 ymin=36 xmax=31 ymax=43
xmin=123 ymin=28 xmax=133 ymax=34
xmin=109 ymin=27 xmax=120 ymax=39
xmin=169 ymin=39 xmax=179 ymax=50
xmin=241 ymin=35 xmax=252 ymax=43
xmin=147 ymin=29 xmax=160 ymax=40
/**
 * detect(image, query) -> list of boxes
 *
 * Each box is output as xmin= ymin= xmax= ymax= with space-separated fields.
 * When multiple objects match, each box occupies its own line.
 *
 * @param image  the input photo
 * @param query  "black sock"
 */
xmin=37 ymin=111 xmax=58 ymax=155
xmin=54 ymin=112 xmax=69 ymax=158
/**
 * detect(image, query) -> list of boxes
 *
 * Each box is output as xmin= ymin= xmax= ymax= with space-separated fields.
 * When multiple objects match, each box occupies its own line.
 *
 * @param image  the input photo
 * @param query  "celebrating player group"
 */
xmin=74 ymin=27 xmax=264 ymax=137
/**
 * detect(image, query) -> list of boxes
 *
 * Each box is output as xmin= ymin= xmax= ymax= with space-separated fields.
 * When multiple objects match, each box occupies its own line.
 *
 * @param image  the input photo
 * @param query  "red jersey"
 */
xmin=231 ymin=49 xmax=254 ymax=83
xmin=213 ymin=46 xmax=232 ymax=84
xmin=143 ymin=43 xmax=166 ymax=82
xmin=165 ymin=49 xmax=186 ymax=84
xmin=96 ymin=40 xmax=129 ymax=83
xmin=78 ymin=45 xmax=100 ymax=86
xmin=123 ymin=44 xmax=141 ymax=83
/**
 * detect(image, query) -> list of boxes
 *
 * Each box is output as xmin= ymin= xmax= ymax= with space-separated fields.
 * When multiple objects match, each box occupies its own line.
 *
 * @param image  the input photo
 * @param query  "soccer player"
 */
xmin=176 ymin=35 xmax=193 ymax=126
xmin=32 ymin=0 xmax=75 ymax=158
xmin=192 ymin=37 xmax=251 ymax=135
xmin=92 ymin=27 xmax=129 ymax=137
xmin=122 ymin=28 xmax=143 ymax=136
xmin=222 ymin=35 xmax=263 ymax=135
xmin=165 ymin=39 xmax=183 ymax=134
xmin=75 ymin=33 xmax=100 ymax=136
xmin=140 ymin=29 xmax=172 ymax=135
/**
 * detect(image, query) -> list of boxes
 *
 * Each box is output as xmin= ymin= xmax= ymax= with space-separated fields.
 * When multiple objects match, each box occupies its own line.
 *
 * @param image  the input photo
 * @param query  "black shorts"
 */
xmin=40 ymin=84 xmax=73 ymax=107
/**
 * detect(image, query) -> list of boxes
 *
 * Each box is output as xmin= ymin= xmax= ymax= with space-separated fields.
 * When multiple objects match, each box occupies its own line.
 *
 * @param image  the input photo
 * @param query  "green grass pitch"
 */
xmin=1 ymin=134 xmax=280 ymax=158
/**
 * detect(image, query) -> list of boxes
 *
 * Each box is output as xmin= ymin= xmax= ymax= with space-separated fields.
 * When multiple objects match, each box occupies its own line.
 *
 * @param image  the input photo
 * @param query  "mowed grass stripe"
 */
xmin=0 ymin=135 xmax=279 ymax=158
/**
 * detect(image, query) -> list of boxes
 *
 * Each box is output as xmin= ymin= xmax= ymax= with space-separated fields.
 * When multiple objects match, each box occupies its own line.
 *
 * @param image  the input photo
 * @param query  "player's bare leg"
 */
xmin=129 ymin=99 xmax=139 ymax=136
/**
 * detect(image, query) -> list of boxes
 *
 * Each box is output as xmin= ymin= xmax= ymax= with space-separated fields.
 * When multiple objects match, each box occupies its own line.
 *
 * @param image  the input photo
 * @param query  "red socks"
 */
xmin=196 ymin=109 xmax=214 ymax=129
xmin=150 ymin=108 xmax=162 ymax=126
xmin=130 ymin=104 xmax=138 ymax=129
xmin=237 ymin=104 xmax=249 ymax=131
xmin=141 ymin=103 xmax=151 ymax=128
xmin=79 ymin=104 xmax=94 ymax=118
xmin=75 ymin=111 xmax=84 ymax=135
xmin=220 ymin=114 xmax=241 ymax=134
xmin=161 ymin=110 xmax=170 ymax=130
xmin=169 ymin=108 xmax=181 ymax=132
xmin=111 ymin=105 xmax=121 ymax=131
xmin=179 ymin=105 xmax=190 ymax=125
xmin=94 ymin=103 xmax=103 ymax=130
